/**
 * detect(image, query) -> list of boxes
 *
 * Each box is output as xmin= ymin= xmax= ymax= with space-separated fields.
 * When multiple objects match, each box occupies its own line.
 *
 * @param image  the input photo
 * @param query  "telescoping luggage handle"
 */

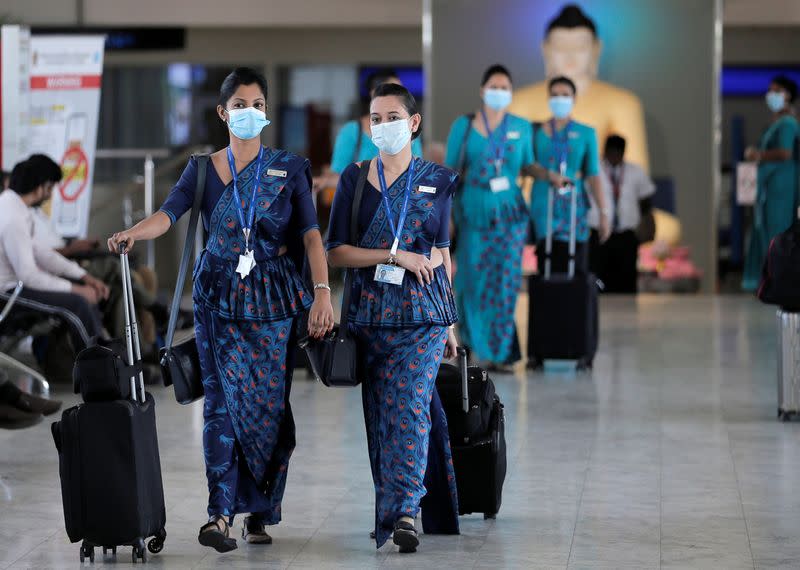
xmin=544 ymin=161 xmax=579 ymax=281
xmin=457 ymin=346 xmax=469 ymax=413
xmin=119 ymin=243 xmax=145 ymax=403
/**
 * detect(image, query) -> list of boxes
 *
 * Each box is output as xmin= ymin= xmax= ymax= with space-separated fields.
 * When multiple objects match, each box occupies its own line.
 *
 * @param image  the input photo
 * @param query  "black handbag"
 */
xmin=159 ymin=154 xmax=208 ymax=404
xmin=299 ymin=161 xmax=369 ymax=387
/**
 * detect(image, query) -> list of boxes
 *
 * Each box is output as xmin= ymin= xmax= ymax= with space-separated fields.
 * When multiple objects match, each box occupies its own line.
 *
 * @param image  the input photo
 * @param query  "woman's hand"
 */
xmin=107 ymin=230 xmax=136 ymax=254
xmin=395 ymin=250 xmax=434 ymax=285
xmin=82 ymin=274 xmax=110 ymax=301
xmin=444 ymin=327 xmax=458 ymax=360
xmin=744 ymin=146 xmax=761 ymax=162
xmin=548 ymin=170 xmax=573 ymax=188
xmin=307 ymin=290 xmax=335 ymax=339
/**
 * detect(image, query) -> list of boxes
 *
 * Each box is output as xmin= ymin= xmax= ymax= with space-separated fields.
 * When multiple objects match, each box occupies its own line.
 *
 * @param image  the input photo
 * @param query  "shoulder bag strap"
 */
xmin=339 ymin=161 xmax=370 ymax=338
xmin=457 ymin=113 xmax=475 ymax=176
xmin=164 ymin=154 xmax=208 ymax=349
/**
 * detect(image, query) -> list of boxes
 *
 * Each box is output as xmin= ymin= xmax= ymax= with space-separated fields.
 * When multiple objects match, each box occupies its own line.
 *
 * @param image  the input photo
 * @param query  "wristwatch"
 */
xmin=313 ymin=283 xmax=331 ymax=292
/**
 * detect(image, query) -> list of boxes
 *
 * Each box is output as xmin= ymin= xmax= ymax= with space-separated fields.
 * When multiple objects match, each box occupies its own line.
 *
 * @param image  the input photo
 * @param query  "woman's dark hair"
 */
xmin=772 ymin=75 xmax=798 ymax=103
xmin=370 ymin=83 xmax=423 ymax=140
xmin=546 ymin=3 xmax=597 ymax=37
xmin=548 ymin=75 xmax=577 ymax=96
xmin=218 ymin=67 xmax=268 ymax=107
xmin=9 ymin=154 xmax=62 ymax=196
xmin=481 ymin=64 xmax=512 ymax=87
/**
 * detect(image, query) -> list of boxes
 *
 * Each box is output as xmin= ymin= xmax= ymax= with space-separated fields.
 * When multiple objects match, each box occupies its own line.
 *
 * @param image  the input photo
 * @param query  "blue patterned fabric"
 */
xmin=350 ymin=325 xmax=459 ymax=548
xmin=326 ymin=159 xmax=459 ymax=328
xmin=160 ymin=148 xmax=315 ymax=522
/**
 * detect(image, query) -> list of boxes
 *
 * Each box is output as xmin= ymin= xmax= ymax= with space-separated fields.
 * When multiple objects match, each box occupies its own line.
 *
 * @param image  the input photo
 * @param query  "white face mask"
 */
xmin=371 ymin=119 xmax=412 ymax=156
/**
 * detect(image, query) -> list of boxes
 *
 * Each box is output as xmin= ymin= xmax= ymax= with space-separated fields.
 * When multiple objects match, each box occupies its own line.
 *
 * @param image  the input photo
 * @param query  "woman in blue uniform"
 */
xmin=742 ymin=75 xmax=800 ymax=291
xmin=327 ymin=83 xmax=460 ymax=553
xmin=444 ymin=64 xmax=534 ymax=371
xmin=108 ymin=67 xmax=334 ymax=552
xmin=529 ymin=76 xmax=610 ymax=272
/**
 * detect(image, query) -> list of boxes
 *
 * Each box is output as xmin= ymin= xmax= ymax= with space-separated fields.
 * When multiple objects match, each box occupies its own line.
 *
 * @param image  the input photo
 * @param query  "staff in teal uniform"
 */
xmin=314 ymin=69 xmax=423 ymax=192
xmin=444 ymin=64 xmax=534 ymax=371
xmin=743 ymin=75 xmax=800 ymax=291
xmin=528 ymin=75 xmax=610 ymax=274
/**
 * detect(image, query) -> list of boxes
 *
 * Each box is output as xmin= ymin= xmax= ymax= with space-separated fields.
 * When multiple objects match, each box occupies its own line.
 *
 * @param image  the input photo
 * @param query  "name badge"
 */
xmin=507 ymin=131 xmax=521 ymax=140
xmin=489 ymin=176 xmax=511 ymax=193
xmin=374 ymin=263 xmax=405 ymax=286
xmin=235 ymin=249 xmax=256 ymax=279
xmin=267 ymin=169 xmax=287 ymax=178
xmin=568 ymin=132 xmax=579 ymax=139
xmin=417 ymin=185 xmax=437 ymax=194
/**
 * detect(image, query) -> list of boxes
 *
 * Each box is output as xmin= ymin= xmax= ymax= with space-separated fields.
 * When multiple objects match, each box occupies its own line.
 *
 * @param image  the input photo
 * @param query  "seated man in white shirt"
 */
xmin=589 ymin=135 xmax=655 ymax=293
xmin=0 ymin=155 xmax=109 ymax=346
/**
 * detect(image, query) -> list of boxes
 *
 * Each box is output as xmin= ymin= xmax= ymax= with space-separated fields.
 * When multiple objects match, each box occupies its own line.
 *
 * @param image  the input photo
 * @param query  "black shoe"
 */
xmin=392 ymin=520 xmax=419 ymax=554
xmin=369 ymin=530 xmax=376 ymax=540
xmin=242 ymin=516 xmax=272 ymax=544
xmin=0 ymin=381 xmax=62 ymax=416
xmin=0 ymin=403 xmax=43 ymax=430
xmin=198 ymin=516 xmax=237 ymax=553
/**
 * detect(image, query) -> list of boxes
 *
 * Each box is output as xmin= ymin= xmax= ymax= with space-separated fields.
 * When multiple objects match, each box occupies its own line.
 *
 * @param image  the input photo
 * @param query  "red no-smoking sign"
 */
xmin=59 ymin=146 xmax=89 ymax=202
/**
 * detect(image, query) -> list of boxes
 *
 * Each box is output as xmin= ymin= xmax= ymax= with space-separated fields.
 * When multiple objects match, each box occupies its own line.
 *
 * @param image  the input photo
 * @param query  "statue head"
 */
xmin=541 ymin=4 xmax=602 ymax=95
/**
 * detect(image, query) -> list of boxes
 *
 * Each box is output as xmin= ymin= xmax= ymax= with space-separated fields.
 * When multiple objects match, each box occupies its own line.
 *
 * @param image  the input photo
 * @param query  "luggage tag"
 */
xmin=489 ymin=176 xmax=511 ymax=193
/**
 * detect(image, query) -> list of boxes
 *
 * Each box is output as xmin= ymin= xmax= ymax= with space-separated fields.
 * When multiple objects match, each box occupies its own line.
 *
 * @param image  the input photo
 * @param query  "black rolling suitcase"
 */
xmin=52 ymin=248 xmax=166 ymax=563
xmin=527 ymin=175 xmax=598 ymax=369
xmin=436 ymin=348 xmax=506 ymax=518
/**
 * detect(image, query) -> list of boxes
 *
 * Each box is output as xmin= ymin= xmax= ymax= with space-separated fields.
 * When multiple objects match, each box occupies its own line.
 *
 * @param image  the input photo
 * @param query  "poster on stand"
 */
xmin=28 ymin=35 xmax=105 ymax=238
xmin=0 ymin=25 xmax=31 ymax=171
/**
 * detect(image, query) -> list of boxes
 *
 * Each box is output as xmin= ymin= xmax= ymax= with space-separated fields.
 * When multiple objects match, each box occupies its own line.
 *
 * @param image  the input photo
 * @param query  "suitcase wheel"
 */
xmin=147 ymin=536 xmax=164 ymax=554
xmin=526 ymin=357 xmax=543 ymax=370
xmin=132 ymin=539 xmax=147 ymax=563
xmin=102 ymin=546 xmax=117 ymax=557
xmin=79 ymin=544 xmax=94 ymax=563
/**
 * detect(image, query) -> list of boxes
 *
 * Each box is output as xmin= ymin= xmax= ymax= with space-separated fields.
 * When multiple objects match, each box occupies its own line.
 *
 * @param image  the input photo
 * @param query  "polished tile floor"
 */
xmin=1 ymin=295 xmax=797 ymax=569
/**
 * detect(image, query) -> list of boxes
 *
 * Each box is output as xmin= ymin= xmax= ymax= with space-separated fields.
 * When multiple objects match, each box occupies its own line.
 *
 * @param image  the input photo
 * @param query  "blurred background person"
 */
xmin=589 ymin=135 xmax=655 ymax=293
xmin=444 ymin=64 xmax=534 ymax=371
xmin=742 ymin=75 xmax=800 ymax=291
xmin=528 ymin=76 xmax=610 ymax=274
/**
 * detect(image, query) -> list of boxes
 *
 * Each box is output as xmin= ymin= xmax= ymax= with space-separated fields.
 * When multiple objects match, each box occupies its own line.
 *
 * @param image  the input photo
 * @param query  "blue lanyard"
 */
xmin=376 ymin=157 xmax=416 ymax=255
xmin=549 ymin=119 xmax=572 ymax=174
xmin=480 ymin=110 xmax=508 ymax=176
xmin=226 ymin=146 xmax=264 ymax=248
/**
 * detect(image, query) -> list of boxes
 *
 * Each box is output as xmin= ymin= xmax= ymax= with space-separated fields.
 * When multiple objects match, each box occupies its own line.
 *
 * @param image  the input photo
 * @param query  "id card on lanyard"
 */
xmin=550 ymin=119 xmax=572 ymax=194
xmin=481 ymin=110 xmax=510 ymax=193
xmin=374 ymin=157 xmax=416 ymax=286
xmin=227 ymin=146 xmax=264 ymax=279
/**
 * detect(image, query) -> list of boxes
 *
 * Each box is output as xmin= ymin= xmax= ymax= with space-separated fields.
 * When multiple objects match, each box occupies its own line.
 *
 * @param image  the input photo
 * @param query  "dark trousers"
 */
xmin=12 ymin=288 xmax=103 ymax=348
xmin=536 ymin=240 xmax=589 ymax=277
xmin=589 ymin=229 xmax=639 ymax=294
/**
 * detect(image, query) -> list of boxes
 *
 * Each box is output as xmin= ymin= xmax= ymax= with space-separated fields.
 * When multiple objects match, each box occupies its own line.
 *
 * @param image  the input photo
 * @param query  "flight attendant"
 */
xmin=326 ymin=83 xmax=460 ymax=553
xmin=444 ymin=64 xmax=534 ymax=371
xmin=108 ymin=67 xmax=334 ymax=552
xmin=528 ymin=75 xmax=610 ymax=271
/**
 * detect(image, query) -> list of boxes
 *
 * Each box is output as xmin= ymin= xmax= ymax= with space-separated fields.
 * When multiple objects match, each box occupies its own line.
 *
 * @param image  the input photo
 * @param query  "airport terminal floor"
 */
xmin=2 ymin=294 xmax=798 ymax=569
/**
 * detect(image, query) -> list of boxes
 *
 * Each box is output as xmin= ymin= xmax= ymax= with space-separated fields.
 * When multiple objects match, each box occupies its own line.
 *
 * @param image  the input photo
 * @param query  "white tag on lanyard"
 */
xmin=236 ymin=248 xmax=256 ymax=279
xmin=374 ymin=263 xmax=405 ymax=285
xmin=489 ymin=176 xmax=511 ymax=193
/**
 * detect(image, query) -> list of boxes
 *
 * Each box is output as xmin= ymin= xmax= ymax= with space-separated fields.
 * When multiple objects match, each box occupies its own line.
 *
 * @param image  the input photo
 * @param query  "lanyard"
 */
xmin=480 ymin=110 xmax=508 ymax=176
xmin=376 ymin=156 xmax=416 ymax=256
xmin=226 ymin=146 xmax=264 ymax=248
xmin=605 ymin=162 xmax=625 ymax=199
xmin=549 ymin=119 xmax=572 ymax=174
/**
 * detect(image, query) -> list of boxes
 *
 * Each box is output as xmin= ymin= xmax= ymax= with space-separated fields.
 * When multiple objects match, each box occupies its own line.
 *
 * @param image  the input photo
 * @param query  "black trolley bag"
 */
xmin=527 ymin=172 xmax=598 ymax=369
xmin=52 ymin=246 xmax=166 ymax=563
xmin=436 ymin=347 xmax=506 ymax=518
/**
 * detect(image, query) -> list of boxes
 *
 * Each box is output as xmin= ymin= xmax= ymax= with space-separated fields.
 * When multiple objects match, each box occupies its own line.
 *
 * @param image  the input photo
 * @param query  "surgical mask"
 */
xmin=766 ymin=91 xmax=787 ymax=113
xmin=371 ymin=119 xmax=412 ymax=156
xmin=483 ymin=88 xmax=512 ymax=111
xmin=549 ymin=96 xmax=574 ymax=119
xmin=227 ymin=107 xmax=270 ymax=140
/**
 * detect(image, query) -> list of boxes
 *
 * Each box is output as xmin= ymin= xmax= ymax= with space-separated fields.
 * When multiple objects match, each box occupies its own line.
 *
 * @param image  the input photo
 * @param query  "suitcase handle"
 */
xmin=119 ymin=244 xmax=144 ymax=403
xmin=544 ymin=161 xmax=578 ymax=280
xmin=457 ymin=346 xmax=469 ymax=413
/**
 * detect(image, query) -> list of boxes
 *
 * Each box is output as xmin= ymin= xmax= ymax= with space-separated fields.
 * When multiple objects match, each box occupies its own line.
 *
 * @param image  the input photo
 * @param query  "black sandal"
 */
xmin=198 ymin=515 xmax=238 ymax=553
xmin=392 ymin=520 xmax=419 ymax=554
xmin=242 ymin=516 xmax=272 ymax=544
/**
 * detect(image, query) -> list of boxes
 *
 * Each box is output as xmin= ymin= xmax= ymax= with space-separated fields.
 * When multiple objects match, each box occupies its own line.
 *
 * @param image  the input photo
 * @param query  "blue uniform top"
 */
xmin=159 ymin=149 xmax=318 ymax=321
xmin=444 ymin=113 xmax=534 ymax=229
xmin=326 ymin=159 xmax=459 ymax=328
xmin=531 ymin=120 xmax=600 ymax=243
xmin=330 ymin=119 xmax=424 ymax=174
